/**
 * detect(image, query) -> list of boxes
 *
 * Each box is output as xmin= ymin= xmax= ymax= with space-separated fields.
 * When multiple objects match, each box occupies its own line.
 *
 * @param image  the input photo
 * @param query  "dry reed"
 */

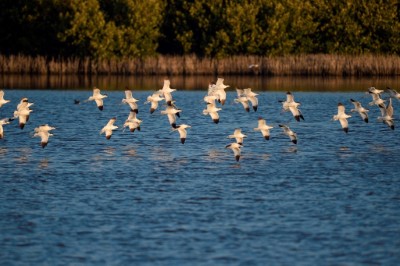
xmin=0 ymin=54 xmax=399 ymax=76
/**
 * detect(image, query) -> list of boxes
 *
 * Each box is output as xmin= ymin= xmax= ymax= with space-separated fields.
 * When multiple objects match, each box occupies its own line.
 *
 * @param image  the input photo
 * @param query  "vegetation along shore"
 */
xmin=0 ymin=54 xmax=399 ymax=76
xmin=0 ymin=1 xmax=399 ymax=76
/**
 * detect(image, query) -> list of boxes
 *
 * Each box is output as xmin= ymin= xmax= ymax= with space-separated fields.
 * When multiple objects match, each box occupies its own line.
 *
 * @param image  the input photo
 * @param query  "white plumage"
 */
xmin=173 ymin=124 xmax=191 ymax=144
xmin=279 ymin=124 xmax=297 ymax=144
xmin=161 ymin=105 xmax=181 ymax=128
xmin=228 ymin=128 xmax=247 ymax=145
xmin=225 ymin=142 xmax=243 ymax=162
xmin=145 ymin=92 xmax=164 ymax=114
xmin=0 ymin=118 xmax=10 ymax=139
xmin=203 ymin=102 xmax=221 ymax=124
xmin=123 ymin=111 xmax=142 ymax=132
xmin=122 ymin=89 xmax=139 ymax=113
xmin=33 ymin=124 xmax=56 ymax=148
xmin=88 ymin=88 xmax=107 ymax=111
xmin=254 ymin=117 xmax=273 ymax=140
xmin=333 ymin=103 xmax=351 ymax=133
xmin=0 ymin=90 xmax=10 ymax=108
xmin=378 ymin=98 xmax=395 ymax=130
xmin=100 ymin=117 xmax=118 ymax=139
xmin=350 ymin=99 xmax=369 ymax=123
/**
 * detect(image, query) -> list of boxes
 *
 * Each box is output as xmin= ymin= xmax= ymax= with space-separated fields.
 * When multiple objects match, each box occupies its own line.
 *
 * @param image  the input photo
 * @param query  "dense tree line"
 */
xmin=0 ymin=0 xmax=399 ymax=60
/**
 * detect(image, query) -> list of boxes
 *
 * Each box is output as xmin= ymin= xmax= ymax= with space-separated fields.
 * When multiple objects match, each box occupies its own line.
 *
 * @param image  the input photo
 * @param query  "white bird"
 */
xmin=122 ymin=89 xmax=139 ymax=113
xmin=33 ymin=124 xmax=56 ymax=148
xmin=0 ymin=90 xmax=10 ymax=108
xmin=228 ymin=128 xmax=247 ymax=145
xmin=225 ymin=142 xmax=243 ymax=162
xmin=279 ymin=92 xmax=304 ymax=121
xmin=378 ymin=98 xmax=395 ymax=130
xmin=16 ymin=97 xmax=34 ymax=111
xmin=204 ymin=94 xmax=219 ymax=104
xmin=243 ymin=88 xmax=259 ymax=111
xmin=234 ymin=88 xmax=250 ymax=112
xmin=279 ymin=124 xmax=297 ymax=144
xmin=0 ymin=118 xmax=10 ymax=139
xmin=350 ymin=99 xmax=369 ymax=123
xmin=368 ymin=92 xmax=385 ymax=108
xmin=333 ymin=103 xmax=351 ymax=133
xmin=34 ymin=124 xmax=56 ymax=133
xmin=159 ymin=80 xmax=176 ymax=106
xmin=172 ymin=124 xmax=191 ymax=144
xmin=100 ymin=117 xmax=118 ymax=139
xmin=13 ymin=98 xmax=33 ymax=129
xmin=145 ymin=92 xmax=164 ymax=114
xmin=203 ymin=101 xmax=221 ymax=124
xmin=161 ymin=105 xmax=181 ymax=128
xmin=368 ymin=87 xmax=384 ymax=95
xmin=212 ymin=78 xmax=229 ymax=105
xmin=254 ymin=117 xmax=274 ymax=140
xmin=279 ymin=92 xmax=298 ymax=110
xmin=33 ymin=131 xmax=54 ymax=148
xmin=385 ymin=87 xmax=400 ymax=101
xmin=87 ymin=87 xmax=107 ymax=111
xmin=215 ymin=77 xmax=229 ymax=90
xmin=123 ymin=111 xmax=142 ymax=132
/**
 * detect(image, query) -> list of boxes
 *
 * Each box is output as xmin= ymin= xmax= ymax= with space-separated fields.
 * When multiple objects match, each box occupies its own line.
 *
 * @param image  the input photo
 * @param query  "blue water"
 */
xmin=1 ymin=89 xmax=400 ymax=265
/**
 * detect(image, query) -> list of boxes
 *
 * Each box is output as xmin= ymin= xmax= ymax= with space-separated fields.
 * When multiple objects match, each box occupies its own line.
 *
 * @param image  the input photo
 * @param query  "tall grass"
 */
xmin=1 ymin=54 xmax=399 ymax=76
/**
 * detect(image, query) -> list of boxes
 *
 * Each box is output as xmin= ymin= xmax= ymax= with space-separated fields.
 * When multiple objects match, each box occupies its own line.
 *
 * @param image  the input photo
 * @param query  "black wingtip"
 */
xmin=171 ymin=123 xmax=177 ymax=128
xmin=130 ymin=128 xmax=135 ymax=132
xmin=294 ymin=116 xmax=300 ymax=122
xmin=19 ymin=123 xmax=25 ymax=129
xmin=235 ymin=155 xmax=240 ymax=162
xmin=343 ymin=127 xmax=349 ymax=133
xmin=213 ymin=119 xmax=219 ymax=124
xmin=181 ymin=138 xmax=186 ymax=144
xmin=41 ymin=142 xmax=48 ymax=148
xmin=264 ymin=136 xmax=270 ymax=140
xmin=98 ymin=106 xmax=104 ymax=111
xmin=364 ymin=118 xmax=368 ymax=123
xmin=245 ymin=107 xmax=250 ymax=112
xmin=150 ymin=108 xmax=155 ymax=114
xmin=132 ymin=109 xmax=138 ymax=114
xmin=176 ymin=112 xmax=180 ymax=118
xmin=253 ymin=106 xmax=258 ymax=112
xmin=106 ymin=135 xmax=112 ymax=139
xmin=391 ymin=125 xmax=395 ymax=130
xmin=300 ymin=114 xmax=305 ymax=121
xmin=292 ymin=139 xmax=297 ymax=144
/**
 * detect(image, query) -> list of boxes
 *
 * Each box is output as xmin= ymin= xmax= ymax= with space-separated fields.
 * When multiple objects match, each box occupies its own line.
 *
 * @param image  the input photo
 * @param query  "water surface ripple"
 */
xmin=0 ymin=90 xmax=399 ymax=265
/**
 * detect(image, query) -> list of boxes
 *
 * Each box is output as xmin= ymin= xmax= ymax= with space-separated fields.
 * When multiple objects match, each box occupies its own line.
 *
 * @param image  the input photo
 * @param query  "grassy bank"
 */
xmin=1 ymin=54 xmax=399 ymax=76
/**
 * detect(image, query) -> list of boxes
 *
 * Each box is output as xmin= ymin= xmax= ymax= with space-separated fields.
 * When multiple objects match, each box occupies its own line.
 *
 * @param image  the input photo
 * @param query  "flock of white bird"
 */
xmin=0 ymin=92 xmax=56 ymax=148
xmin=0 ymin=79 xmax=398 ymax=162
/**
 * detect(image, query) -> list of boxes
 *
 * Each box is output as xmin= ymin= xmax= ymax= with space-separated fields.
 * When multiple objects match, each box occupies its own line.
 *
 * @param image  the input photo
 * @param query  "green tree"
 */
xmin=59 ymin=0 xmax=164 ymax=59
xmin=58 ymin=0 xmax=112 ymax=58
xmin=99 ymin=0 xmax=165 ymax=57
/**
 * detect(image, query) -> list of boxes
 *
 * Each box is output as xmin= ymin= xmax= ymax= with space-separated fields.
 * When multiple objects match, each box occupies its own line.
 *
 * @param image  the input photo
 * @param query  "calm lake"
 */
xmin=1 ymin=75 xmax=400 ymax=265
